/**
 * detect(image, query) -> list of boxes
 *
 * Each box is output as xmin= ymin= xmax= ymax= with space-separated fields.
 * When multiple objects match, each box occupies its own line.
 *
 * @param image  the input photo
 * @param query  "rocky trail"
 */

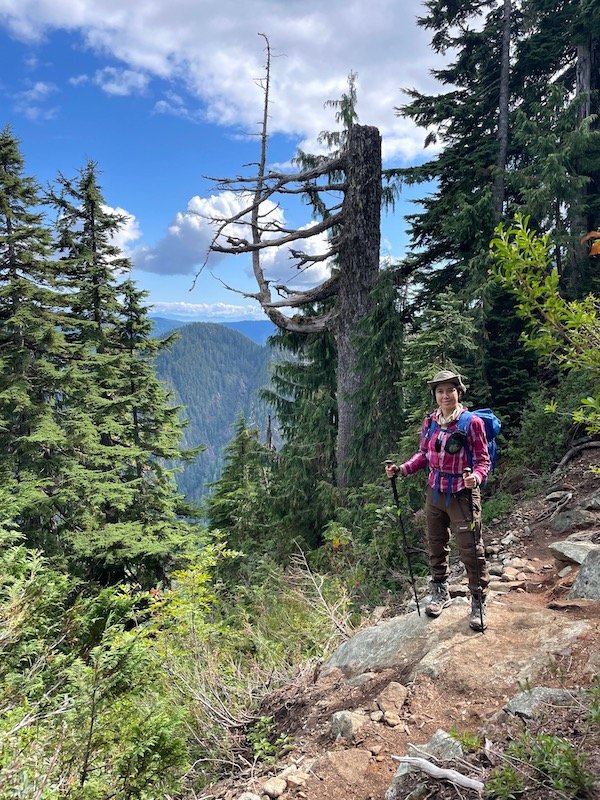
xmin=201 ymin=451 xmax=600 ymax=800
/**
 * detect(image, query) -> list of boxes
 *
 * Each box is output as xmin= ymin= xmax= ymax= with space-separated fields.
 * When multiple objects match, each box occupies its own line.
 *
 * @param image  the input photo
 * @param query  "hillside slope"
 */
xmin=154 ymin=322 xmax=273 ymax=503
xmin=199 ymin=451 xmax=600 ymax=800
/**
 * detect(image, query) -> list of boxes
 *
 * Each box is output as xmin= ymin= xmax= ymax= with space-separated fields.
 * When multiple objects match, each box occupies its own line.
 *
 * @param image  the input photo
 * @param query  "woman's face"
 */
xmin=435 ymin=382 xmax=459 ymax=414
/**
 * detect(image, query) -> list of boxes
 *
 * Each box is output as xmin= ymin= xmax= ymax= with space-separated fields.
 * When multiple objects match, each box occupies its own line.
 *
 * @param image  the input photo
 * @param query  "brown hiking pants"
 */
xmin=424 ymin=485 xmax=489 ymax=595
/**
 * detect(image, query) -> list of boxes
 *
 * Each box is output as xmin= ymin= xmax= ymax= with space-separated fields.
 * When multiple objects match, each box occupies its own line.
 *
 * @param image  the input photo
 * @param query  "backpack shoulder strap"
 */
xmin=420 ymin=413 xmax=436 ymax=448
xmin=457 ymin=409 xmax=473 ymax=434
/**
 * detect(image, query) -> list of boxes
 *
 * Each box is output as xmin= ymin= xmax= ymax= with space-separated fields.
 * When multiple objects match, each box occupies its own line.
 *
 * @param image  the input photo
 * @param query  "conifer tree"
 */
xmin=262 ymin=320 xmax=338 ymax=546
xmin=205 ymin=413 xmax=278 ymax=575
xmin=394 ymin=0 xmax=599 ymax=420
xmin=0 ymin=126 xmax=69 ymax=548
xmin=47 ymin=163 xmax=202 ymax=584
xmin=349 ymin=268 xmax=408 ymax=482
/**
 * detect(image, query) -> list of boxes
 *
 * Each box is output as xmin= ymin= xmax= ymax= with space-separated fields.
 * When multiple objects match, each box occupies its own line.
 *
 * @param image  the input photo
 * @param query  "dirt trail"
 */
xmin=206 ymin=452 xmax=600 ymax=800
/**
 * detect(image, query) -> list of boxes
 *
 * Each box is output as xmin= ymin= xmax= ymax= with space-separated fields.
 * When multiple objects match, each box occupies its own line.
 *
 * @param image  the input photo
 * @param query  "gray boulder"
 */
xmin=550 ymin=509 xmax=598 ymax=534
xmin=569 ymin=549 xmax=600 ymax=600
xmin=549 ymin=540 xmax=600 ymax=565
xmin=505 ymin=686 xmax=580 ymax=718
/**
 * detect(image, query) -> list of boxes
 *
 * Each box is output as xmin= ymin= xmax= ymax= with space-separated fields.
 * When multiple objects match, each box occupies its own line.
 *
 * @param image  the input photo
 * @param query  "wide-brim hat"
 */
xmin=427 ymin=369 xmax=467 ymax=394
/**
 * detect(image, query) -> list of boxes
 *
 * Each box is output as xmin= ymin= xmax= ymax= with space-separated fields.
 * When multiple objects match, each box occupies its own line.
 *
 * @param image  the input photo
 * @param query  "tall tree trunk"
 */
xmin=493 ymin=0 xmax=511 ymax=218
xmin=567 ymin=34 xmax=600 ymax=296
xmin=333 ymin=124 xmax=381 ymax=487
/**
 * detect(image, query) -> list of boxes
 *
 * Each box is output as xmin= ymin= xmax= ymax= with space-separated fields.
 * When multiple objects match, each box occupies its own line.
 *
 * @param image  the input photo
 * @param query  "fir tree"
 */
xmin=0 ymin=126 xmax=69 ymax=549
xmin=205 ymin=413 xmax=278 ymax=578
xmin=47 ymin=163 xmax=202 ymax=584
xmin=261 ymin=318 xmax=338 ymax=548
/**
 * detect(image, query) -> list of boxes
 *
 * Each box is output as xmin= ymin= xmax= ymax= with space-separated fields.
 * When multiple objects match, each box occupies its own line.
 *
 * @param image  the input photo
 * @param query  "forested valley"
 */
xmin=1 ymin=0 xmax=599 ymax=797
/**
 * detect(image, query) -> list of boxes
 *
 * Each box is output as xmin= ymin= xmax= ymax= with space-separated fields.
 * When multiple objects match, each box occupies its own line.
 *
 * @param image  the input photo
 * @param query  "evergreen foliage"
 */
xmin=261 ymin=316 xmax=338 ymax=548
xmin=0 ymin=531 xmax=189 ymax=799
xmin=0 ymin=126 xmax=71 ymax=547
xmin=204 ymin=413 xmax=279 ymax=579
xmin=395 ymin=0 xmax=600 ymax=423
xmin=42 ymin=161 xmax=203 ymax=584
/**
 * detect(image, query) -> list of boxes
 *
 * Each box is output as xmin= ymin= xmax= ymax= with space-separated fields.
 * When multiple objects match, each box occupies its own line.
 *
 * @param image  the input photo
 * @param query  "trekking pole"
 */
xmin=463 ymin=467 xmax=485 ymax=634
xmin=384 ymin=461 xmax=421 ymax=616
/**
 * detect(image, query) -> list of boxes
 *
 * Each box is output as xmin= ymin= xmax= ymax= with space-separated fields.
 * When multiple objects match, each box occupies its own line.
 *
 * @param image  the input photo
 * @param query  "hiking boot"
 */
xmin=425 ymin=581 xmax=451 ymax=617
xmin=469 ymin=594 xmax=487 ymax=632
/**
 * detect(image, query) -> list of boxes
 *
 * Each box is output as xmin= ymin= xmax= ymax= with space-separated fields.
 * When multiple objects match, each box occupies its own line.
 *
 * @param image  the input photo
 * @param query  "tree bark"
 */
xmin=567 ymin=34 xmax=600 ymax=296
xmin=332 ymin=125 xmax=382 ymax=486
xmin=493 ymin=0 xmax=511 ymax=218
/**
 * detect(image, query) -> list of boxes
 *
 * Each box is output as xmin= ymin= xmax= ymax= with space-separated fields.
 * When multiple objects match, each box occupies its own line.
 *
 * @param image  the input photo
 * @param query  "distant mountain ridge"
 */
xmin=150 ymin=316 xmax=276 ymax=345
xmin=154 ymin=321 xmax=274 ymax=503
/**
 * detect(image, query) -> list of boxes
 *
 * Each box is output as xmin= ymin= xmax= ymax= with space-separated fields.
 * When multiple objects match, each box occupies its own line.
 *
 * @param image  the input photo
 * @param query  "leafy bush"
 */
xmin=247 ymin=715 xmax=293 ymax=764
xmin=485 ymin=764 xmax=525 ymax=799
xmin=0 ymin=532 xmax=189 ymax=800
xmin=504 ymin=370 xmax=595 ymax=479
xmin=146 ymin=550 xmax=353 ymax=785
xmin=514 ymin=732 xmax=594 ymax=795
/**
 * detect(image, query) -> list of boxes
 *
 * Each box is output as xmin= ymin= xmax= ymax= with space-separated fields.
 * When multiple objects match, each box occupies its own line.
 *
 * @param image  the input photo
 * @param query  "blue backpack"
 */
xmin=458 ymin=409 xmax=501 ymax=483
xmin=426 ymin=408 xmax=501 ymax=487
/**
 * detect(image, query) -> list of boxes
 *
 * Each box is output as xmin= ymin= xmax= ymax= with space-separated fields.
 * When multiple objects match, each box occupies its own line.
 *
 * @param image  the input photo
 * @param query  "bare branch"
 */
xmin=391 ymin=757 xmax=484 ymax=793
xmin=211 ymin=213 xmax=341 ymax=255
xmin=206 ymin=156 xmax=345 ymax=189
xmin=268 ymin=274 xmax=340 ymax=307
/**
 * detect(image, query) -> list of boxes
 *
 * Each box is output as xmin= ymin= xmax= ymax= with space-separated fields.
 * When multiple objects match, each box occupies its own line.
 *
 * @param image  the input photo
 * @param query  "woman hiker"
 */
xmin=385 ymin=370 xmax=490 ymax=631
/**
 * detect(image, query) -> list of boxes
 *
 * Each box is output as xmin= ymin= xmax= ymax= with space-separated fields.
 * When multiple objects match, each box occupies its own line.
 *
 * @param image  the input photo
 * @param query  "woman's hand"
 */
xmin=463 ymin=468 xmax=478 ymax=490
xmin=384 ymin=461 xmax=399 ymax=479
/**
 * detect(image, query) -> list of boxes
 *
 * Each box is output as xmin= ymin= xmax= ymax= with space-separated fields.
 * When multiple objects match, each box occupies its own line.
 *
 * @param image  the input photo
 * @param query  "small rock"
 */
xmin=262 ymin=777 xmax=287 ymax=799
xmin=569 ymin=550 xmax=600 ymax=600
xmin=331 ymin=710 xmax=366 ymax=740
xmin=408 ymin=729 xmax=463 ymax=760
xmin=376 ymin=681 xmax=409 ymax=715
xmin=558 ymin=565 xmax=573 ymax=578
xmin=505 ymin=687 xmax=578 ymax=719
xmin=488 ymin=581 xmax=511 ymax=592
xmin=549 ymin=540 xmax=600 ymax=565
xmin=286 ymin=772 xmax=309 ymax=788
xmin=279 ymin=765 xmax=298 ymax=779
xmin=545 ymin=490 xmax=571 ymax=502
xmin=370 ymin=710 xmax=384 ymax=722
xmin=238 ymin=794 xmax=262 ymax=800
xmin=509 ymin=557 xmax=528 ymax=569
xmin=384 ymin=711 xmax=402 ymax=727
xmin=550 ymin=509 xmax=598 ymax=535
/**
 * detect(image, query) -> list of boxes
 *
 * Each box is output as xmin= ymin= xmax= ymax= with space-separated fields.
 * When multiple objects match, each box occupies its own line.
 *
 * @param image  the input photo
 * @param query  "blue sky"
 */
xmin=0 ymin=0 xmax=442 ymax=321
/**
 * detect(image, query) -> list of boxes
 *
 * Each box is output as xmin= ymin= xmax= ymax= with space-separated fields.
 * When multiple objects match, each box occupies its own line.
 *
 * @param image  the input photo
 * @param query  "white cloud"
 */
xmin=150 ymin=301 xmax=266 ymax=321
xmin=106 ymin=205 xmax=142 ymax=252
xmin=93 ymin=66 xmax=148 ymax=96
xmin=69 ymin=73 xmax=89 ymax=86
xmin=13 ymin=79 xmax=58 ymax=119
xmin=0 ymin=0 xmax=442 ymax=162
xmin=134 ymin=189 xmax=333 ymax=292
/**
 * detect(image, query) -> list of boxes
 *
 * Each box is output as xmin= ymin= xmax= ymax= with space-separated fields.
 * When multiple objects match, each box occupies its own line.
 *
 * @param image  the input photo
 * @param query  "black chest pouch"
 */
xmin=444 ymin=429 xmax=467 ymax=455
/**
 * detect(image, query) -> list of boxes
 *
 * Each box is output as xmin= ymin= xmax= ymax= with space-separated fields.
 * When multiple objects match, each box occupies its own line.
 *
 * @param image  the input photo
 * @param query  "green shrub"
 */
xmin=485 ymin=764 xmax=525 ymax=799
xmin=506 ymin=731 xmax=595 ymax=797
xmin=0 ymin=533 xmax=189 ymax=800
xmin=506 ymin=371 xmax=595 ymax=478
xmin=247 ymin=715 xmax=293 ymax=764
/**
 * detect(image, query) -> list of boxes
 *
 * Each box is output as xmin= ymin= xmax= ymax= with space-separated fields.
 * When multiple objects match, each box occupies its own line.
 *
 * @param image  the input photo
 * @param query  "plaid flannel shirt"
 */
xmin=400 ymin=408 xmax=490 ymax=494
